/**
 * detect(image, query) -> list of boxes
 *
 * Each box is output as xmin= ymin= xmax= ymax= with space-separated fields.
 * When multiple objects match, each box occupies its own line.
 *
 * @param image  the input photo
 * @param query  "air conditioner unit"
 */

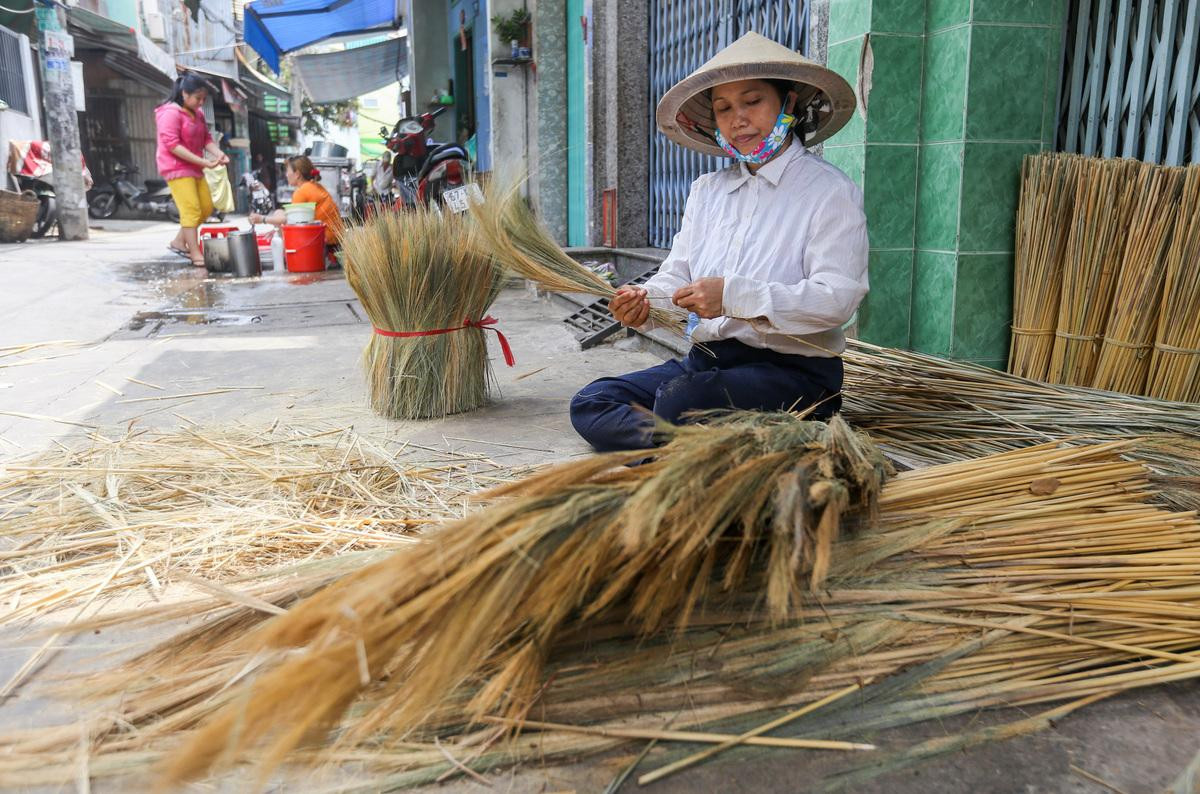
xmin=144 ymin=12 xmax=167 ymax=42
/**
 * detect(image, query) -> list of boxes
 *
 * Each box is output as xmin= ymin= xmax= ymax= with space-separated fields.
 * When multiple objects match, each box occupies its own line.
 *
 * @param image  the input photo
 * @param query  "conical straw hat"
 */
xmin=656 ymin=31 xmax=856 ymax=157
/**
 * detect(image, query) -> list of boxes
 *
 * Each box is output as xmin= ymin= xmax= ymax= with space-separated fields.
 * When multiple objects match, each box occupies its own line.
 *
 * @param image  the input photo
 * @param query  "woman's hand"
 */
xmin=609 ymin=285 xmax=650 ymax=328
xmin=249 ymin=212 xmax=263 ymax=225
xmin=202 ymin=157 xmax=219 ymax=169
xmin=673 ymin=277 xmax=725 ymax=319
xmin=216 ymin=153 xmax=230 ymax=166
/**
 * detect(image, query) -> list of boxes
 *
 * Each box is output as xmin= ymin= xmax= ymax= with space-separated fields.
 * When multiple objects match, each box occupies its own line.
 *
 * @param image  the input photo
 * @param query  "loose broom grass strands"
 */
xmin=470 ymin=181 xmax=688 ymax=335
xmin=637 ymin=678 xmax=875 ymax=785
xmin=479 ymin=716 xmax=874 ymax=751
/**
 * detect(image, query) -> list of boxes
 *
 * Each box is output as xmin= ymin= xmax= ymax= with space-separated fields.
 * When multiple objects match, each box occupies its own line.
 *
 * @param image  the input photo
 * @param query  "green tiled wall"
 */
xmin=825 ymin=0 xmax=924 ymax=349
xmin=825 ymin=0 xmax=1064 ymax=368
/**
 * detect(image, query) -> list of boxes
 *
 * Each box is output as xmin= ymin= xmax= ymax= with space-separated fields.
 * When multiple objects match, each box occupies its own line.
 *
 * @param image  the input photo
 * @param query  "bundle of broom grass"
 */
xmin=1047 ymin=157 xmax=1140 ymax=386
xmin=1147 ymin=164 xmax=1200 ymax=402
xmin=471 ymin=183 xmax=690 ymax=336
xmin=342 ymin=208 xmax=505 ymax=419
xmin=5 ymin=430 xmax=1200 ymax=791
xmin=1091 ymin=162 xmax=1185 ymax=394
xmin=1008 ymin=153 xmax=1077 ymax=380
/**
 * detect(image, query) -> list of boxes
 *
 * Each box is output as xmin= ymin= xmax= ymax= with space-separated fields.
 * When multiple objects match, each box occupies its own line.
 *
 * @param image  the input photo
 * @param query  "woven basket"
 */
xmin=0 ymin=189 xmax=39 ymax=243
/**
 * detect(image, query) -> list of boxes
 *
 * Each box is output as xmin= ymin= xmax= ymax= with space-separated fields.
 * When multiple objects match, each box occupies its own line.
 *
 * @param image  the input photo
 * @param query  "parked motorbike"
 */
xmin=88 ymin=164 xmax=180 ymax=221
xmin=241 ymin=171 xmax=274 ymax=216
xmin=383 ymin=106 xmax=472 ymax=210
xmin=11 ymin=173 xmax=57 ymax=239
xmin=7 ymin=140 xmax=93 ymax=238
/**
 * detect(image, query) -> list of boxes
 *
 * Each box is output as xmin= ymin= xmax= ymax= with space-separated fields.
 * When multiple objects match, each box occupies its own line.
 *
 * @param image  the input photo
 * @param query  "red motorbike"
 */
xmin=382 ymin=106 xmax=472 ymax=210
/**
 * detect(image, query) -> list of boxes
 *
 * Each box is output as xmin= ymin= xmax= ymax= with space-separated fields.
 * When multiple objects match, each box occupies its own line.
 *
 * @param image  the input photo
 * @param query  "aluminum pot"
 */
xmin=203 ymin=236 xmax=231 ymax=273
xmin=227 ymin=230 xmax=262 ymax=278
xmin=309 ymin=141 xmax=348 ymax=159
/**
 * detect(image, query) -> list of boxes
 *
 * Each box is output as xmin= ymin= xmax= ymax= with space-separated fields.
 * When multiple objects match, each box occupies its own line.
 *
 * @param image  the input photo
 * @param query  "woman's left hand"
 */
xmin=673 ymin=277 xmax=725 ymax=319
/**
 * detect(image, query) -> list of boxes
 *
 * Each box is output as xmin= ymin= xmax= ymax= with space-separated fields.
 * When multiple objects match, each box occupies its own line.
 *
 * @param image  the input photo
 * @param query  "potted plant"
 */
xmin=491 ymin=8 xmax=531 ymax=56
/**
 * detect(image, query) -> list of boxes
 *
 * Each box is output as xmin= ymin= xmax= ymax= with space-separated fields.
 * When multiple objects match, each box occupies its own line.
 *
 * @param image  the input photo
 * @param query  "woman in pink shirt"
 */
xmin=155 ymin=73 xmax=228 ymax=266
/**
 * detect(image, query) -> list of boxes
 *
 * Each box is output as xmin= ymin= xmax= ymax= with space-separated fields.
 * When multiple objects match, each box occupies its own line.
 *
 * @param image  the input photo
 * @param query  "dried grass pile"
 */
xmin=3 ymin=422 xmax=1200 ymax=791
xmin=342 ymin=208 xmax=506 ymax=420
xmin=0 ymin=422 xmax=515 ymax=628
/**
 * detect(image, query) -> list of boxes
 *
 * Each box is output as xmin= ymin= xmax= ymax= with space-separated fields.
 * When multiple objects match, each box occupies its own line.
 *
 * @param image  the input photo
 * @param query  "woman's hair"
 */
xmin=288 ymin=155 xmax=321 ymax=182
xmin=164 ymin=72 xmax=216 ymax=107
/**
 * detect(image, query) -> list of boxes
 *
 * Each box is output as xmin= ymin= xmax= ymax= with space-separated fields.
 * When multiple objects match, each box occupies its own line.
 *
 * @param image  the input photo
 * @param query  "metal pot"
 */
xmin=309 ymin=141 xmax=348 ymax=159
xmin=227 ymin=230 xmax=262 ymax=278
xmin=203 ymin=236 xmax=231 ymax=273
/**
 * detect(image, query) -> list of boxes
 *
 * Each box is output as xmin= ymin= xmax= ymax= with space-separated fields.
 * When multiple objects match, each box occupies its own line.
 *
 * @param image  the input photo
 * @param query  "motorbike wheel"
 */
xmin=88 ymin=192 xmax=118 ymax=219
xmin=30 ymin=196 xmax=57 ymax=239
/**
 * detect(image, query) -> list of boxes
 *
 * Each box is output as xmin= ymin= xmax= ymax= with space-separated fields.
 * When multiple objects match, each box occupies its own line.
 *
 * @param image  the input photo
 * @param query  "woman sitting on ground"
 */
xmin=250 ymin=155 xmax=344 ymax=248
xmin=569 ymin=32 xmax=868 ymax=452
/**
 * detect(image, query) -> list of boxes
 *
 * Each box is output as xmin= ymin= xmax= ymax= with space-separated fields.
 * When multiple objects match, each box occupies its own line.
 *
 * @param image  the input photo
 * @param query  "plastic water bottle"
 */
xmin=270 ymin=233 xmax=285 ymax=271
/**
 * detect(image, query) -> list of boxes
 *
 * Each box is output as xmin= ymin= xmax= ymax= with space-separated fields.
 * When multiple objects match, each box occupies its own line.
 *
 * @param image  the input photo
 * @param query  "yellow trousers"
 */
xmin=167 ymin=176 xmax=214 ymax=228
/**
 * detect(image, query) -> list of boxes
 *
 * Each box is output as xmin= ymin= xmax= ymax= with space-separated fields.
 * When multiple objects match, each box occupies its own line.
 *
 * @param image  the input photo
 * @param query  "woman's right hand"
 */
xmin=610 ymin=286 xmax=650 ymax=328
xmin=249 ymin=212 xmax=263 ymax=224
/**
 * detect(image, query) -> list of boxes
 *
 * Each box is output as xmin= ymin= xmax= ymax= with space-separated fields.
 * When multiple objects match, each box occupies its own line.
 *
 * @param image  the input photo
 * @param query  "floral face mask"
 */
xmin=714 ymin=109 xmax=797 ymax=165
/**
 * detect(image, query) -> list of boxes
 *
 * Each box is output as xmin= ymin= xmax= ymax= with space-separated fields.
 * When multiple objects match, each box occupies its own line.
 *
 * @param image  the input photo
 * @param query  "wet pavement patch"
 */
xmin=114 ymin=300 xmax=365 ymax=339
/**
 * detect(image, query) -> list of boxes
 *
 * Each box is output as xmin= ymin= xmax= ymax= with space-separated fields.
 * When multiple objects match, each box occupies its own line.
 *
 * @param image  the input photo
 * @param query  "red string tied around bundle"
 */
xmin=372 ymin=316 xmax=515 ymax=367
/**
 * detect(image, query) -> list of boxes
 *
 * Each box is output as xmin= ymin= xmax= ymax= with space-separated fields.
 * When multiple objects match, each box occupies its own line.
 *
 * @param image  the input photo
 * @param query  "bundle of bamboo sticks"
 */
xmin=2 ymin=417 xmax=1198 ymax=791
xmin=1009 ymin=153 xmax=1077 ymax=380
xmin=1092 ymin=162 xmax=1185 ymax=393
xmin=1146 ymin=165 xmax=1200 ymax=402
xmin=1010 ymin=155 xmax=1197 ymax=398
xmin=1046 ymin=157 xmax=1140 ymax=386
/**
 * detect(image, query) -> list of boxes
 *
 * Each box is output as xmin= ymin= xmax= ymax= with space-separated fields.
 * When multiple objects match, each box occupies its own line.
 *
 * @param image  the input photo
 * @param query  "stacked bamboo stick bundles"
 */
xmin=1009 ymin=154 xmax=1199 ymax=399
xmin=1146 ymin=164 xmax=1200 ymax=402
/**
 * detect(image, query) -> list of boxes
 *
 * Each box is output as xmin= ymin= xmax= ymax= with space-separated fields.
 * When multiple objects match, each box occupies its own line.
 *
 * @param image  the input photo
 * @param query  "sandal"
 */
xmin=168 ymin=245 xmax=190 ymax=258
xmin=190 ymin=258 xmax=206 ymax=268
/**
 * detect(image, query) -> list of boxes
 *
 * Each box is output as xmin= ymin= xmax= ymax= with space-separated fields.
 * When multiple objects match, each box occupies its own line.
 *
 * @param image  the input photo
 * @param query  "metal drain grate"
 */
xmin=562 ymin=267 xmax=659 ymax=349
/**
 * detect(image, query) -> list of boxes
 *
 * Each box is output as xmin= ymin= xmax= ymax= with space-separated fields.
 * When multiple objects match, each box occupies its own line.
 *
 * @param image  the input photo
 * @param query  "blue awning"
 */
xmin=294 ymin=36 xmax=406 ymax=103
xmin=244 ymin=0 xmax=400 ymax=73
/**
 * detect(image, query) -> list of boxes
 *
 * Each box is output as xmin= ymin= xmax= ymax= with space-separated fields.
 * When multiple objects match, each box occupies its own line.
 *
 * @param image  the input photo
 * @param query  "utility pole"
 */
xmin=35 ymin=2 xmax=88 ymax=241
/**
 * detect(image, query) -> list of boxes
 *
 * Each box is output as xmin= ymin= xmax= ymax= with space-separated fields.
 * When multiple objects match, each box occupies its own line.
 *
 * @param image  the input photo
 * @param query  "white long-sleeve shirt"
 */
xmin=642 ymin=140 xmax=869 ymax=357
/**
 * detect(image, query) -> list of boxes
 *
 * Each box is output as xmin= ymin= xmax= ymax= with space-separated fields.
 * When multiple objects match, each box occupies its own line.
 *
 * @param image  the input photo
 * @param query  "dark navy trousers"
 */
xmin=569 ymin=339 xmax=844 ymax=452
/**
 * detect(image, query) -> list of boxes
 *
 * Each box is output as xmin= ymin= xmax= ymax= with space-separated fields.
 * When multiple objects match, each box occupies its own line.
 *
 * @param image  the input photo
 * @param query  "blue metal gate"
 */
xmin=1058 ymin=0 xmax=1200 ymax=165
xmin=648 ymin=0 xmax=809 ymax=248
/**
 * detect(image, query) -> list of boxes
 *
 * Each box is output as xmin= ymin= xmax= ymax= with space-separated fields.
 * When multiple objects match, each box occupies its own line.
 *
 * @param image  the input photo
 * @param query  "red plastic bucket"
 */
xmin=282 ymin=223 xmax=326 ymax=272
xmin=199 ymin=225 xmax=238 ymax=253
